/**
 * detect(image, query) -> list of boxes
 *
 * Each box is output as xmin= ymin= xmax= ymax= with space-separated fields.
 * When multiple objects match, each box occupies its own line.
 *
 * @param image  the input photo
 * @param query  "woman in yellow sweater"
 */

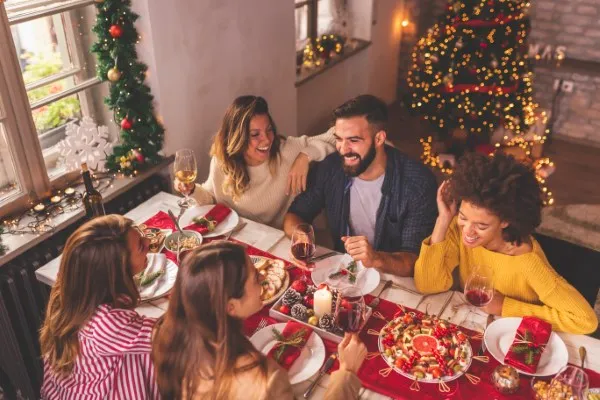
xmin=414 ymin=152 xmax=597 ymax=335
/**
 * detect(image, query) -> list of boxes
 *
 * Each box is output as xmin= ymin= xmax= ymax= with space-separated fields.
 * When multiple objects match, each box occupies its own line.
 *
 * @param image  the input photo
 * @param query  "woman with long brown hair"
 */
xmin=39 ymin=215 xmax=160 ymax=399
xmin=175 ymin=95 xmax=335 ymax=228
xmin=153 ymin=241 xmax=366 ymax=399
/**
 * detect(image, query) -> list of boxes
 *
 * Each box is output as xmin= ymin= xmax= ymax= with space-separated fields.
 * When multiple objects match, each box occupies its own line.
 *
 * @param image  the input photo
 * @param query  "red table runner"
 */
xmin=143 ymin=212 xmax=600 ymax=399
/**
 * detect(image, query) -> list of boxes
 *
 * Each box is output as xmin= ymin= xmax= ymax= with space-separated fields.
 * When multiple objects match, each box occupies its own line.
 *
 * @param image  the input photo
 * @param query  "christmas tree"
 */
xmin=407 ymin=0 xmax=538 ymax=158
xmin=91 ymin=0 xmax=164 ymax=175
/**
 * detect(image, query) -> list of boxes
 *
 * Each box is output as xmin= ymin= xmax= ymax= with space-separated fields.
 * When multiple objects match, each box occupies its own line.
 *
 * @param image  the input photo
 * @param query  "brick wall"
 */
xmin=398 ymin=0 xmax=600 ymax=147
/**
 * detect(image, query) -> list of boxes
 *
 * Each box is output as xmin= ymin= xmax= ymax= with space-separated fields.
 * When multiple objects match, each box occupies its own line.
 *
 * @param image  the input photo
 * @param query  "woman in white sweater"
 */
xmin=176 ymin=95 xmax=335 ymax=228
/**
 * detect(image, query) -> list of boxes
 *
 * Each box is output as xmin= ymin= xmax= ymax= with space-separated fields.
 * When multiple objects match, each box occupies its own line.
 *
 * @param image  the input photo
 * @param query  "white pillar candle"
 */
xmin=313 ymin=288 xmax=332 ymax=318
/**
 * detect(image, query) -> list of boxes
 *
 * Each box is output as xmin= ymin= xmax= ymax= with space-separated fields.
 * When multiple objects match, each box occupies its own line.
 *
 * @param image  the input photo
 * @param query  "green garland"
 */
xmin=91 ymin=0 xmax=164 ymax=175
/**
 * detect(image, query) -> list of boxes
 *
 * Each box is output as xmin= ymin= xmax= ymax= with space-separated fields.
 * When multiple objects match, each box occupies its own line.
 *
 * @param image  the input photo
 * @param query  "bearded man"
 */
xmin=283 ymin=95 xmax=437 ymax=277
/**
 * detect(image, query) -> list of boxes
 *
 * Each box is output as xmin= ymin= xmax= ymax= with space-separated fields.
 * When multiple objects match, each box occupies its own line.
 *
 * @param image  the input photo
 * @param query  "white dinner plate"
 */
xmin=140 ymin=259 xmax=178 ymax=302
xmin=250 ymin=322 xmax=325 ymax=384
xmin=179 ymin=205 xmax=240 ymax=238
xmin=484 ymin=317 xmax=568 ymax=376
xmin=311 ymin=253 xmax=380 ymax=295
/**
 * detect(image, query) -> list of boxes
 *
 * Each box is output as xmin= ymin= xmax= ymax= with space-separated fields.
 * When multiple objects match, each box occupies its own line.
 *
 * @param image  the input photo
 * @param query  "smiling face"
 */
xmin=457 ymin=201 xmax=508 ymax=249
xmin=243 ymin=114 xmax=274 ymax=167
xmin=334 ymin=116 xmax=383 ymax=177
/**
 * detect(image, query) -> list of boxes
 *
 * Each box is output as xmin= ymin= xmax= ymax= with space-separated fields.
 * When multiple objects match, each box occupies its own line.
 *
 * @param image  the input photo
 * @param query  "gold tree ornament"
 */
xmin=107 ymin=67 xmax=121 ymax=82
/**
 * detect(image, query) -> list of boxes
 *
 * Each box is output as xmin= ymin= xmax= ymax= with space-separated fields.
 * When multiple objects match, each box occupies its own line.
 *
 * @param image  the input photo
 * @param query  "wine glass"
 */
xmin=290 ymin=223 xmax=316 ymax=274
xmin=174 ymin=149 xmax=197 ymax=209
xmin=334 ymin=287 xmax=366 ymax=334
xmin=464 ymin=267 xmax=494 ymax=308
xmin=545 ymin=366 xmax=589 ymax=400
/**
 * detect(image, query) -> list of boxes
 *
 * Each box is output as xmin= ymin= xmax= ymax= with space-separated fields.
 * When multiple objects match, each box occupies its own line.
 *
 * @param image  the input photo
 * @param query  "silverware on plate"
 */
xmin=226 ymin=222 xmax=247 ymax=240
xmin=368 ymin=280 xmax=392 ymax=308
xmin=479 ymin=314 xmax=494 ymax=356
xmin=304 ymin=353 xmax=338 ymax=399
xmin=167 ymin=210 xmax=185 ymax=235
xmin=252 ymin=318 xmax=268 ymax=337
xmin=579 ymin=346 xmax=587 ymax=369
xmin=311 ymin=251 xmax=339 ymax=262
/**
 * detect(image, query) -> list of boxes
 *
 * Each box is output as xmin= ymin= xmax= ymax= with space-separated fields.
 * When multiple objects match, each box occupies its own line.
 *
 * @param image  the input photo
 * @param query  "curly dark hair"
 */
xmin=450 ymin=152 xmax=543 ymax=245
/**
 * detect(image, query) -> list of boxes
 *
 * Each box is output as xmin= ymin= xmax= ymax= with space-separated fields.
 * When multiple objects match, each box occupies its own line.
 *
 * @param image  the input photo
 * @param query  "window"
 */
xmin=295 ymin=0 xmax=338 ymax=52
xmin=0 ymin=0 xmax=108 ymax=215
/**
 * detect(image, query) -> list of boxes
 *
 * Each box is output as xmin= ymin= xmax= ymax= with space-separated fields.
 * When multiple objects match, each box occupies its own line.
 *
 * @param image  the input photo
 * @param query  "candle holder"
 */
xmin=492 ymin=365 xmax=520 ymax=394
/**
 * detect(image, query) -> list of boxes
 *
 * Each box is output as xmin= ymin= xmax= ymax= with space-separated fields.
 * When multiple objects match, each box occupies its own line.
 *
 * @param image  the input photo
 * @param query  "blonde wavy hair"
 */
xmin=39 ymin=215 xmax=139 ymax=376
xmin=210 ymin=96 xmax=281 ymax=201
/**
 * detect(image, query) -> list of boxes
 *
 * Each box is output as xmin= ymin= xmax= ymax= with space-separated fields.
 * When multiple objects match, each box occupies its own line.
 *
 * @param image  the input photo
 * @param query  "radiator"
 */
xmin=0 ymin=174 xmax=168 ymax=399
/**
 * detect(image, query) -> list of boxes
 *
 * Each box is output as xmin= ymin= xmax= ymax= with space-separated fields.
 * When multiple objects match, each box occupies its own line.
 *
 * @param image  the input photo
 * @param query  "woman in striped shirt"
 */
xmin=39 ymin=215 xmax=160 ymax=399
xmin=152 ymin=241 xmax=366 ymax=399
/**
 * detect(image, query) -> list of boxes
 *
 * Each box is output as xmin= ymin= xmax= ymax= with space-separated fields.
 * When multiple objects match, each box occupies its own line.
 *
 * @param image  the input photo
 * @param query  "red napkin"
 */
xmin=184 ymin=204 xmax=231 ymax=234
xmin=504 ymin=316 xmax=552 ymax=373
xmin=143 ymin=211 xmax=175 ymax=230
xmin=267 ymin=321 xmax=313 ymax=371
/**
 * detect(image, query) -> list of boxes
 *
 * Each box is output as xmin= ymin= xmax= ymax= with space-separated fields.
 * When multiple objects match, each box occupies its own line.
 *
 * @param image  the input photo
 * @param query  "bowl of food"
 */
xmin=163 ymin=230 xmax=203 ymax=253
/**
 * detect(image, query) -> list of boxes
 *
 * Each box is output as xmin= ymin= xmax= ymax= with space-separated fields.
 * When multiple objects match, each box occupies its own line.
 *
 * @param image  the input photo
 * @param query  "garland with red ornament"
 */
xmin=91 ymin=0 xmax=164 ymax=175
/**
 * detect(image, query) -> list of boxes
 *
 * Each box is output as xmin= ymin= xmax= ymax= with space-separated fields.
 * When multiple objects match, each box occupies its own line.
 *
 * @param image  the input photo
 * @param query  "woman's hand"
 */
xmin=173 ymin=178 xmax=195 ymax=196
xmin=337 ymin=333 xmax=367 ymax=374
xmin=437 ymin=180 xmax=457 ymax=224
xmin=481 ymin=290 xmax=505 ymax=316
xmin=286 ymin=153 xmax=309 ymax=195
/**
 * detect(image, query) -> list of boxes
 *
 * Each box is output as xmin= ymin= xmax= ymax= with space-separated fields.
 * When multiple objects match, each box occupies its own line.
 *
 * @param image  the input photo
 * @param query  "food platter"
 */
xmin=251 ymin=255 xmax=290 ymax=305
xmin=378 ymin=313 xmax=473 ymax=383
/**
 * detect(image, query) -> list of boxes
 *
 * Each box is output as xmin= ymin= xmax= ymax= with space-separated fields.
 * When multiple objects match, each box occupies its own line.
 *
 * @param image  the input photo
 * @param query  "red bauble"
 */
xmin=109 ymin=25 xmax=123 ymax=38
xmin=303 ymin=295 xmax=314 ymax=308
xmin=132 ymin=149 xmax=145 ymax=164
xmin=480 ymin=42 xmax=488 ymax=49
xmin=291 ymin=280 xmax=307 ymax=295
xmin=120 ymin=117 xmax=132 ymax=130
xmin=279 ymin=305 xmax=290 ymax=315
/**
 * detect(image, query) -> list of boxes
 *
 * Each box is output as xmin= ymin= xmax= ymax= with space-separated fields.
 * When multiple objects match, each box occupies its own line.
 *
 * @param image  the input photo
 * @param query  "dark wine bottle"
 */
xmin=81 ymin=163 xmax=105 ymax=219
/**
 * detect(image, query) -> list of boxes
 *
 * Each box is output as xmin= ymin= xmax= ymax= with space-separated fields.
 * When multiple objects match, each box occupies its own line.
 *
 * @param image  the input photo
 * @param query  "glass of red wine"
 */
xmin=334 ymin=287 xmax=366 ymax=334
xmin=290 ymin=224 xmax=316 ymax=275
xmin=464 ymin=268 xmax=494 ymax=308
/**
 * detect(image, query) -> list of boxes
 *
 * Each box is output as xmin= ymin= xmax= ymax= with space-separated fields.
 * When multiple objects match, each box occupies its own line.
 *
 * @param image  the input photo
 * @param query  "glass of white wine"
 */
xmin=174 ymin=149 xmax=197 ymax=208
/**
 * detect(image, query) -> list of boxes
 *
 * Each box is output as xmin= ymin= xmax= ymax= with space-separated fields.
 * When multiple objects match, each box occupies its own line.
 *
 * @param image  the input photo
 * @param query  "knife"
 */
xmin=303 ymin=353 xmax=337 ymax=398
xmin=479 ymin=314 xmax=494 ymax=356
xmin=311 ymin=251 xmax=339 ymax=262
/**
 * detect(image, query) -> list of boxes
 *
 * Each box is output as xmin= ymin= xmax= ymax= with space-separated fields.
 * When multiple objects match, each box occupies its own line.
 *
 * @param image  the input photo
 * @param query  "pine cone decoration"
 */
xmin=319 ymin=313 xmax=335 ymax=332
xmin=306 ymin=285 xmax=317 ymax=297
xmin=291 ymin=303 xmax=308 ymax=321
xmin=282 ymin=289 xmax=302 ymax=306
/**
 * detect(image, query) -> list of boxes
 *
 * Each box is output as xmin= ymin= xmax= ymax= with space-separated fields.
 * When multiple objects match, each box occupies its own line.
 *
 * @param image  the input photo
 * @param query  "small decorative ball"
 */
xmin=491 ymin=365 xmax=520 ymax=395
xmin=120 ymin=118 xmax=132 ymax=130
xmin=291 ymin=303 xmax=308 ymax=321
xmin=491 ymin=59 xmax=499 ymax=68
xmin=303 ymin=295 xmax=314 ymax=308
xmin=109 ymin=24 xmax=123 ymax=38
xmin=430 ymin=55 xmax=439 ymax=63
xmin=291 ymin=280 xmax=307 ymax=295
xmin=279 ymin=305 xmax=290 ymax=315
xmin=282 ymin=289 xmax=302 ymax=307
xmin=318 ymin=313 xmax=335 ymax=332
xmin=131 ymin=149 xmax=144 ymax=164
xmin=306 ymin=308 xmax=315 ymax=318
xmin=308 ymin=316 xmax=319 ymax=326
xmin=455 ymin=39 xmax=463 ymax=49
xmin=480 ymin=41 xmax=488 ymax=49
xmin=107 ymin=67 xmax=121 ymax=82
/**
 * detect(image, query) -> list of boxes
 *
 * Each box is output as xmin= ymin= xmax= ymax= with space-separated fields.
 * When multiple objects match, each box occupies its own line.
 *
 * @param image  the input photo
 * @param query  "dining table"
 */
xmin=35 ymin=191 xmax=600 ymax=400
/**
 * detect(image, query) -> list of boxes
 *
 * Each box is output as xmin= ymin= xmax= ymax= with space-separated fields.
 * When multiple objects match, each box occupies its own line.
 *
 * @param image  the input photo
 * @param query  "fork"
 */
xmin=252 ymin=318 xmax=268 ymax=337
xmin=368 ymin=280 xmax=392 ymax=308
xmin=226 ymin=222 xmax=247 ymax=240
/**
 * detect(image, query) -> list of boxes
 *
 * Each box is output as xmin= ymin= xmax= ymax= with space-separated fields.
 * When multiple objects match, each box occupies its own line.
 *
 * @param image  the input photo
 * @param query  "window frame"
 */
xmin=0 ymin=0 xmax=102 ymax=216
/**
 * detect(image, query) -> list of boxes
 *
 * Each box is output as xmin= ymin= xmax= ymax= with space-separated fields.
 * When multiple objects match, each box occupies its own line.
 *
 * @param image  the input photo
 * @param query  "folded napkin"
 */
xmin=185 ymin=204 xmax=231 ymax=234
xmin=267 ymin=321 xmax=313 ymax=371
xmin=143 ymin=211 xmax=175 ymax=231
xmin=504 ymin=316 xmax=552 ymax=373
xmin=137 ymin=253 xmax=167 ymax=299
xmin=327 ymin=259 xmax=364 ymax=289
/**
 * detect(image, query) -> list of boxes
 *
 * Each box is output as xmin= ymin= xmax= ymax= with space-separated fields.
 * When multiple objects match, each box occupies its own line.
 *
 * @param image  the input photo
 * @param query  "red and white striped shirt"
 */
xmin=41 ymin=304 xmax=160 ymax=400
